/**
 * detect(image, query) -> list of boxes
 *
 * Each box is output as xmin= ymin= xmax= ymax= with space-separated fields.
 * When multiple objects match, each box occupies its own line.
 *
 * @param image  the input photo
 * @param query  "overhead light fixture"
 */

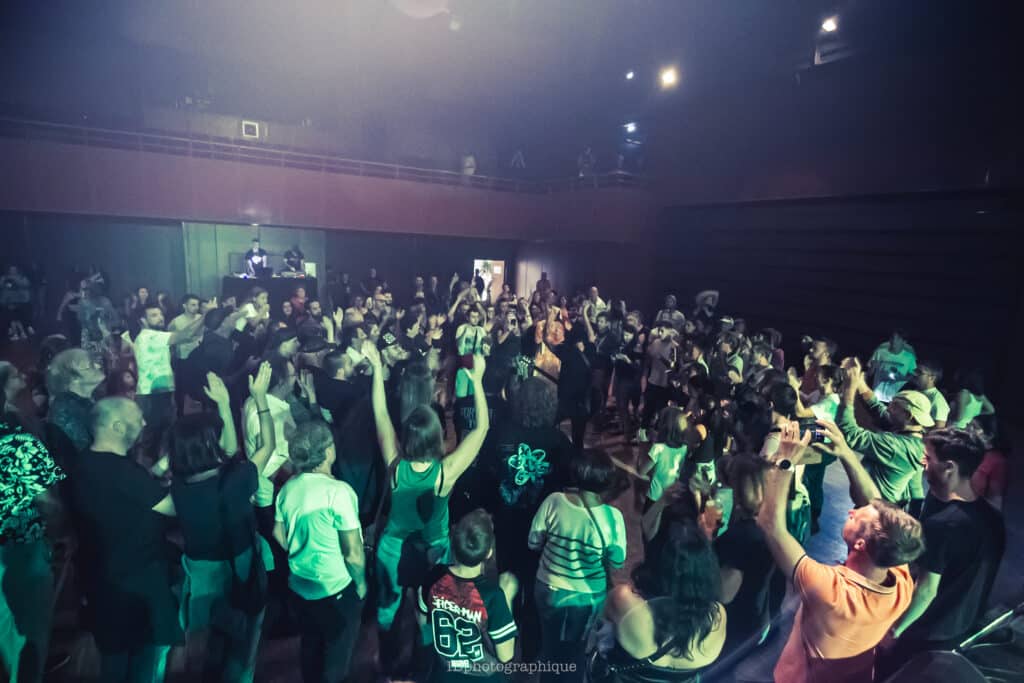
xmin=625 ymin=70 xmax=635 ymax=80
xmin=821 ymin=16 xmax=838 ymax=32
xmin=659 ymin=67 xmax=678 ymax=89
xmin=624 ymin=122 xmax=637 ymax=133
xmin=251 ymin=223 xmax=259 ymax=227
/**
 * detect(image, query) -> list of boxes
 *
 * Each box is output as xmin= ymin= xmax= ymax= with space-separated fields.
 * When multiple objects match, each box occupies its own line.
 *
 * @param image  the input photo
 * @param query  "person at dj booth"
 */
xmin=245 ymin=238 xmax=270 ymax=277
xmin=284 ymin=244 xmax=305 ymax=273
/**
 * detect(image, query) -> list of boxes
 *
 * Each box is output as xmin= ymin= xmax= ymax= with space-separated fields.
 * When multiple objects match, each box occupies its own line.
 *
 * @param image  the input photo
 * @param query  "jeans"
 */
xmin=641 ymin=384 xmax=671 ymax=430
xmin=614 ymin=377 xmax=641 ymax=439
xmin=534 ymin=582 xmax=606 ymax=683
xmin=0 ymin=540 xmax=53 ymax=683
xmin=99 ymin=645 xmax=171 ymax=683
xmin=376 ymin=533 xmax=448 ymax=630
xmin=180 ymin=551 xmax=265 ymax=683
xmin=294 ymin=583 xmax=363 ymax=683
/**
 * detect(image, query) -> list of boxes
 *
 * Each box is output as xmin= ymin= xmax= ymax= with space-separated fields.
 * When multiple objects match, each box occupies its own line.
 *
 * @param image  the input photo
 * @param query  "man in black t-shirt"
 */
xmin=418 ymin=510 xmax=518 ymax=682
xmin=65 ymin=397 xmax=181 ymax=679
xmin=882 ymin=428 xmax=1006 ymax=673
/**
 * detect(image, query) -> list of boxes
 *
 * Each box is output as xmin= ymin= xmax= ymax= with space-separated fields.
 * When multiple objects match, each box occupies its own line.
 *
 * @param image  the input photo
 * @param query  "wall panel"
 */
xmin=654 ymin=192 xmax=1022 ymax=410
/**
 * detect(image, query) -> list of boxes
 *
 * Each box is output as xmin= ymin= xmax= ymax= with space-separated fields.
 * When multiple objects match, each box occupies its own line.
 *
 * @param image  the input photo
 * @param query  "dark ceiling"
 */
xmin=1 ymin=0 xmax=1020 ymax=184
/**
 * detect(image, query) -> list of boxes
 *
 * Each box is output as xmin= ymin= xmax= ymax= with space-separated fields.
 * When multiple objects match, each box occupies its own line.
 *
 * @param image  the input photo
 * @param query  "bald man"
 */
xmin=64 ymin=397 xmax=181 ymax=681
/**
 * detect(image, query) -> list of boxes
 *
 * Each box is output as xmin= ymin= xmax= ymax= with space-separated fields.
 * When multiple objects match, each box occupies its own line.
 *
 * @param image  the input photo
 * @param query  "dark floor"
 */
xmin=37 ymin=411 xmax=1024 ymax=683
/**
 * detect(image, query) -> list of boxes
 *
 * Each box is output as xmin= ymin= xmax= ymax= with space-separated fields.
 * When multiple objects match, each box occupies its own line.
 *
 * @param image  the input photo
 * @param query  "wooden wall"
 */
xmin=653 ymin=192 xmax=1023 ymax=411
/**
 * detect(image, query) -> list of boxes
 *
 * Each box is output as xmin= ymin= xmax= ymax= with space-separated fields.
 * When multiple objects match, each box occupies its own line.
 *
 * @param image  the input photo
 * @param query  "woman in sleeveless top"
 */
xmin=365 ymin=344 xmax=490 ymax=636
xmin=593 ymin=516 xmax=726 ymax=682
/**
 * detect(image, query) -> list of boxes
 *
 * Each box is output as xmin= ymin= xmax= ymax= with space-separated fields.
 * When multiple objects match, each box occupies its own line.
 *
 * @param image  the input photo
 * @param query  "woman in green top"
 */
xmin=364 ymin=343 xmax=490 ymax=633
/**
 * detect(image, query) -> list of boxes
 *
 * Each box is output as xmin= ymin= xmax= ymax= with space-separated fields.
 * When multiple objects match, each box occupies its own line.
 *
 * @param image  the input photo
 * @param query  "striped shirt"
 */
xmin=529 ymin=492 xmax=627 ymax=594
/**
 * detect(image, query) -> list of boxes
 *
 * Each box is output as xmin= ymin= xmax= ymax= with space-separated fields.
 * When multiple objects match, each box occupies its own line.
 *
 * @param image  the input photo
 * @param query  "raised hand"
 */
xmin=774 ymin=419 xmax=812 ymax=466
xmin=248 ymin=361 xmax=272 ymax=399
xmin=202 ymin=296 xmax=218 ymax=312
xmin=204 ymin=372 xmax=230 ymax=405
xmin=470 ymin=353 xmax=487 ymax=383
xmin=840 ymin=357 xmax=867 ymax=394
xmin=786 ymin=367 xmax=801 ymax=390
xmin=298 ymin=369 xmax=316 ymax=401
xmin=813 ymin=419 xmax=855 ymax=459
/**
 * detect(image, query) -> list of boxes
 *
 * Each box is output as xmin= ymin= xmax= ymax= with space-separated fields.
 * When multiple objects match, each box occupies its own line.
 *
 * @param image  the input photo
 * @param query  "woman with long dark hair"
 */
xmin=596 ymin=516 xmax=726 ymax=681
xmin=169 ymin=363 xmax=275 ymax=682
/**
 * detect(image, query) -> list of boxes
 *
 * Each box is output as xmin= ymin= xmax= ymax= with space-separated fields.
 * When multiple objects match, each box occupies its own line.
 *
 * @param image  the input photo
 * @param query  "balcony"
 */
xmin=0 ymin=117 xmax=654 ymax=242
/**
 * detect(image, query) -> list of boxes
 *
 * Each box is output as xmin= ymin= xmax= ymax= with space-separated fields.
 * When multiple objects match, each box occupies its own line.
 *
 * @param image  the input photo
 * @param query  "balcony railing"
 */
xmin=0 ymin=117 xmax=644 ymax=194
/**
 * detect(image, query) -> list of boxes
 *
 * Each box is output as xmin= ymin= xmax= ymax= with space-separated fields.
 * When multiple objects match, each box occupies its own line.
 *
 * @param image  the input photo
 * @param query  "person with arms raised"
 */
xmin=169 ymin=364 xmax=275 ymax=682
xmin=836 ymin=359 xmax=931 ymax=509
xmin=135 ymin=298 xmax=215 ymax=460
xmin=366 ymin=342 xmax=489 ymax=674
xmin=759 ymin=419 xmax=924 ymax=683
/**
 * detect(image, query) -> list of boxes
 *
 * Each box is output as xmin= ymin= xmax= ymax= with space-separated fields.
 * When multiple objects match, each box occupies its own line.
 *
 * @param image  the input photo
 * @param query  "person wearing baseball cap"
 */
xmin=377 ymin=330 xmax=410 ymax=383
xmin=836 ymin=359 xmax=932 ymax=510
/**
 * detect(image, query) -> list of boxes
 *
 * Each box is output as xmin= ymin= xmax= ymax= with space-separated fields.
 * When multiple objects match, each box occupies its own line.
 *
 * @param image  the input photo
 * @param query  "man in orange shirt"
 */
xmin=758 ymin=420 xmax=925 ymax=683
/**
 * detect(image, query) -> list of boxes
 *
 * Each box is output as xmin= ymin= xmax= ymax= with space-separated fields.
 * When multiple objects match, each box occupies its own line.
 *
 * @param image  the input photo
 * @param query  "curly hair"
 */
xmin=289 ymin=420 xmax=335 ymax=473
xmin=513 ymin=377 xmax=558 ymax=429
xmin=632 ymin=516 xmax=722 ymax=659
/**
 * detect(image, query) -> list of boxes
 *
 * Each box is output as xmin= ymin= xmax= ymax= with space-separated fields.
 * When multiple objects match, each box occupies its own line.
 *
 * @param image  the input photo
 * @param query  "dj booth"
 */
xmin=221 ymin=276 xmax=318 ymax=310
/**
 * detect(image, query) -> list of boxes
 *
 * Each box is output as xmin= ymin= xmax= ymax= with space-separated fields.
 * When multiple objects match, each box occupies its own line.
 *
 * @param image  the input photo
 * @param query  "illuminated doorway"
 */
xmin=472 ymin=259 xmax=505 ymax=302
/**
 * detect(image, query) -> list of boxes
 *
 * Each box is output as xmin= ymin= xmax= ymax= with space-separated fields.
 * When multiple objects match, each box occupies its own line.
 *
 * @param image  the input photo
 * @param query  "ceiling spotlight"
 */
xmin=251 ymin=223 xmax=259 ymax=227
xmin=449 ymin=14 xmax=462 ymax=31
xmin=821 ymin=16 xmax=838 ymax=32
xmin=659 ymin=67 xmax=678 ymax=89
xmin=625 ymin=70 xmax=635 ymax=80
xmin=624 ymin=122 xmax=637 ymax=133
